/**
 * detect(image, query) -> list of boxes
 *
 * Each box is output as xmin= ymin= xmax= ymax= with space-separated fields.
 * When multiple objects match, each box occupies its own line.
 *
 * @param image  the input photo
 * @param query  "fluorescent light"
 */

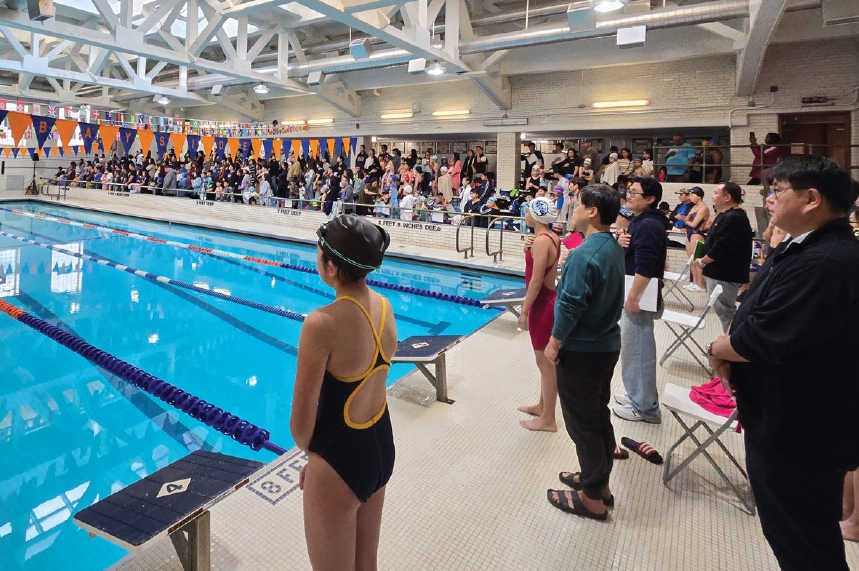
xmin=307 ymin=118 xmax=334 ymax=125
xmin=520 ymin=133 xmax=526 ymax=140
xmin=380 ymin=111 xmax=414 ymax=119
xmin=590 ymin=0 xmax=628 ymax=13
xmin=432 ymin=109 xmax=471 ymax=117
xmin=157 ymin=96 xmax=170 ymax=105
xmin=592 ymin=99 xmax=649 ymax=108
xmin=426 ymin=62 xmax=446 ymax=76
xmin=253 ymin=84 xmax=270 ymax=94
xmin=284 ymin=119 xmax=306 ymax=125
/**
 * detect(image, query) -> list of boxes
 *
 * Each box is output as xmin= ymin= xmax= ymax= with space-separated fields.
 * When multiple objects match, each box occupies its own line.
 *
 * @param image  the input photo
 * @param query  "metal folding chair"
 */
xmin=663 ymin=255 xmax=695 ymax=311
xmin=662 ymin=383 xmax=755 ymax=515
xmin=659 ymin=284 xmax=722 ymax=376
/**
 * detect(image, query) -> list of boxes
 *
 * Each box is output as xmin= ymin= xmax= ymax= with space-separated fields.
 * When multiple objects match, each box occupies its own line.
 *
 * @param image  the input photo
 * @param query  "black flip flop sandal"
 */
xmin=558 ymin=473 xmax=615 ymax=508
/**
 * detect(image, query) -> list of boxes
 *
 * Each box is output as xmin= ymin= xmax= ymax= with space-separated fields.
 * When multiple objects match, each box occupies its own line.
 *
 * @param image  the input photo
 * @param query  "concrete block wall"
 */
xmin=495 ymin=132 xmax=520 ymax=191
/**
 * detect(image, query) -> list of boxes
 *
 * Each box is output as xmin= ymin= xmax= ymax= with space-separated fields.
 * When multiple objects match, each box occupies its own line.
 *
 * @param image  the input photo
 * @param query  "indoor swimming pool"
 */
xmin=0 ymin=201 xmax=520 ymax=571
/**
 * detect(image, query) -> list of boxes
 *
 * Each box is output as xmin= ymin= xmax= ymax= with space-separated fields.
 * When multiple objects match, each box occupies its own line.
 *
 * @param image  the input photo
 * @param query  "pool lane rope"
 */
xmin=0 ymin=298 xmax=286 ymax=455
xmin=0 ymin=206 xmax=487 ymax=308
xmin=0 ymin=230 xmax=306 ymax=323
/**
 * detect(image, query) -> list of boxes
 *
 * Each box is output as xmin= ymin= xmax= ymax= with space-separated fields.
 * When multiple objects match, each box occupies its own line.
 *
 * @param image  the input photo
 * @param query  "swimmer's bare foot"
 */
xmin=520 ymin=417 xmax=557 ymax=432
xmin=517 ymin=404 xmax=542 ymax=416
xmin=842 ymin=519 xmax=859 ymax=543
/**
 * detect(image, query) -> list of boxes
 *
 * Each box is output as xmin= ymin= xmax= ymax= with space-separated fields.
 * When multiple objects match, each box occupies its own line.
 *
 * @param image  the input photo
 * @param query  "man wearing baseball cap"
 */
xmin=580 ymin=139 xmax=600 ymax=168
xmin=669 ymin=188 xmax=694 ymax=230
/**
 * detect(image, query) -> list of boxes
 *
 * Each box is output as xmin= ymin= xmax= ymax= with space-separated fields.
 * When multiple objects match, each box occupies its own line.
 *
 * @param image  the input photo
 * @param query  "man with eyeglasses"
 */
xmin=707 ymin=155 xmax=859 ymax=571
xmin=612 ymin=176 xmax=670 ymax=423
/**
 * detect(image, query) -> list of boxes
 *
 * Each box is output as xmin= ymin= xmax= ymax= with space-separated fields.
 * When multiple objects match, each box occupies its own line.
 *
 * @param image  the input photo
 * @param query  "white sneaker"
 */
xmin=683 ymin=284 xmax=704 ymax=292
xmin=614 ymin=394 xmax=631 ymax=406
xmin=612 ymin=403 xmax=647 ymax=423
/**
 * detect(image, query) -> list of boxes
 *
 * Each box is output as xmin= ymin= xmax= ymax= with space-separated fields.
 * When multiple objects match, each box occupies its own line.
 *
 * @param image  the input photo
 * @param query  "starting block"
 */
xmin=392 ymin=335 xmax=464 ymax=403
xmin=479 ymin=288 xmax=527 ymax=318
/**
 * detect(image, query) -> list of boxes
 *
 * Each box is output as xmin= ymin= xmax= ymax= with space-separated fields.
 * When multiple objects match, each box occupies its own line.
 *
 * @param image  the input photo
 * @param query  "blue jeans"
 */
xmin=620 ymin=304 xmax=663 ymax=422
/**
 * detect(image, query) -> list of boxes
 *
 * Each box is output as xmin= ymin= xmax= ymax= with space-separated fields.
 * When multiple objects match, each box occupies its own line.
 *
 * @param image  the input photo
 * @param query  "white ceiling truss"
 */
xmin=0 ymin=0 xmax=847 ymax=117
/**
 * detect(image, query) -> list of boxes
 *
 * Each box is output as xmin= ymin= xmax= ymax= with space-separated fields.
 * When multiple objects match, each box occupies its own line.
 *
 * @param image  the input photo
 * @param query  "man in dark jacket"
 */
xmin=613 ymin=176 xmax=670 ymax=423
xmin=698 ymin=182 xmax=753 ymax=332
xmin=708 ymin=155 xmax=859 ymax=571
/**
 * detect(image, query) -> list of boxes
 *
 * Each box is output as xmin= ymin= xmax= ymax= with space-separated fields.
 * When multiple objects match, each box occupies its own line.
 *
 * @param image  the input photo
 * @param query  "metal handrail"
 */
xmin=456 ymin=218 xmax=475 ymax=259
xmin=485 ymin=216 xmax=513 ymax=263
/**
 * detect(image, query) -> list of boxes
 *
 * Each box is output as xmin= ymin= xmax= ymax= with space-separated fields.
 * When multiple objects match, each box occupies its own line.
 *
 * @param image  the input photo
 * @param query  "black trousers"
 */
xmin=556 ymin=349 xmax=620 ymax=500
xmin=745 ymin=435 xmax=849 ymax=571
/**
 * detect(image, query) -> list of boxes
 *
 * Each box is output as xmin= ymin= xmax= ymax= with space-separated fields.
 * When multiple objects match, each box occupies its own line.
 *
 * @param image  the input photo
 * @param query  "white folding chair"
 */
xmin=662 ymin=255 xmax=695 ymax=311
xmin=659 ymin=284 xmax=722 ymax=376
xmin=662 ymin=383 xmax=755 ymax=514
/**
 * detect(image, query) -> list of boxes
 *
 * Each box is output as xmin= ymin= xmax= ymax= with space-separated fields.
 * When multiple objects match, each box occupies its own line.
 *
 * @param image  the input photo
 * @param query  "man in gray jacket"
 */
xmin=161 ymin=165 xmax=178 ymax=196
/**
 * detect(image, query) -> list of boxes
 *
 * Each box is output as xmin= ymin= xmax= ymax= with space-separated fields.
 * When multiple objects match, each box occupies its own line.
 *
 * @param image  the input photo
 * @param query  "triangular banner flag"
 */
xmin=300 ymin=139 xmax=310 ymax=159
xmin=327 ymin=138 xmax=335 ymax=159
xmin=137 ymin=129 xmax=155 ymax=156
xmin=119 ymin=127 xmax=137 ymax=155
xmin=3 ymin=148 xmax=9 ymax=158
xmin=281 ymin=139 xmax=291 ymax=159
xmin=334 ymin=138 xmax=343 ymax=158
xmin=170 ymin=132 xmax=187 ymax=156
xmin=0 ymin=110 xmax=7 ymax=126
xmin=318 ymin=139 xmax=327 ymax=159
xmin=201 ymin=135 xmax=214 ymax=158
xmin=78 ymin=122 xmax=100 ymax=154
xmin=186 ymin=134 xmax=201 ymax=155
xmin=227 ymin=137 xmax=240 ymax=157
xmin=28 ymin=148 xmax=37 ymax=160
xmin=58 ymin=146 xmax=64 ymax=157
xmin=55 ymin=119 xmax=79 ymax=150
xmin=98 ymin=124 xmax=119 ymax=155
xmin=31 ymin=115 xmax=57 ymax=149
xmin=250 ymin=138 xmax=263 ymax=160
xmin=72 ymin=146 xmax=79 ymax=156
xmin=349 ymin=137 xmax=358 ymax=156
xmin=309 ymin=139 xmax=319 ymax=158
xmin=262 ymin=139 xmax=273 ymax=159
xmin=342 ymin=138 xmax=351 ymax=157
xmin=43 ymin=146 xmax=52 ymax=157
xmin=6 ymin=112 xmax=32 ymax=148
xmin=238 ymin=138 xmax=251 ymax=159
xmin=292 ymin=139 xmax=302 ymax=158
xmin=154 ymin=131 xmax=170 ymax=160
xmin=214 ymin=136 xmax=227 ymax=159
xmin=11 ymin=147 xmax=19 ymax=158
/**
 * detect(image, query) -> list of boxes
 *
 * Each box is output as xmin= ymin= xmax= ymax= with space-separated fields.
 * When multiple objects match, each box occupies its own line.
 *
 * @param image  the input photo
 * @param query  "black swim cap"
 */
xmin=317 ymin=215 xmax=390 ymax=278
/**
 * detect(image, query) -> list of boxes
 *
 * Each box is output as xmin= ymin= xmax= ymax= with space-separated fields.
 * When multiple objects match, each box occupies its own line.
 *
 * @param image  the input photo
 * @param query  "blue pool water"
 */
xmin=0 ymin=201 xmax=520 ymax=571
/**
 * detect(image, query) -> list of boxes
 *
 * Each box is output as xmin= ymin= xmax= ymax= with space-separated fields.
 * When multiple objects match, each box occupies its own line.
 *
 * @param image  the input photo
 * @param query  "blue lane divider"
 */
xmin=0 ymin=298 xmax=286 ymax=455
xmin=0 ymin=230 xmax=306 ymax=323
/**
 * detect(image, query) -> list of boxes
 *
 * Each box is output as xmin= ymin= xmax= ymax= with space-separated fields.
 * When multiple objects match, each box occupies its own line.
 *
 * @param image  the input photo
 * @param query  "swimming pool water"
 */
xmin=0 ymin=201 xmax=520 ymax=571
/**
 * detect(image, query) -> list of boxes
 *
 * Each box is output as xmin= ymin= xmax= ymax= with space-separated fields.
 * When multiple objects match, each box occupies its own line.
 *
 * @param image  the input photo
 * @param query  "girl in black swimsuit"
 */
xmin=291 ymin=214 xmax=396 ymax=571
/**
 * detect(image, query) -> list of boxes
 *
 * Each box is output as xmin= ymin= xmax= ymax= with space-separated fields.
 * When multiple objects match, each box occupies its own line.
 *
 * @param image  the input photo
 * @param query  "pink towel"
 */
xmin=689 ymin=377 xmax=737 ymax=418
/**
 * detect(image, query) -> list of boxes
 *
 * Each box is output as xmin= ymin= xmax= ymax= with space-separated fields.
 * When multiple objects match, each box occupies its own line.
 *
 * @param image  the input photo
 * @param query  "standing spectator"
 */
xmin=354 ymin=145 xmax=367 ymax=171
xmin=664 ymin=133 xmax=697 ymax=182
xmin=697 ymin=182 xmax=753 ymax=332
xmin=463 ymin=149 xmax=476 ymax=178
xmin=473 ymin=145 xmax=488 ymax=175
xmin=682 ymin=187 xmax=710 ymax=292
xmin=748 ymin=132 xmax=786 ymax=185
xmin=579 ymin=139 xmax=600 ymax=168
xmin=601 ymin=153 xmax=620 ymax=187
xmin=544 ymin=184 xmax=624 ymax=521
xmin=641 ymin=148 xmax=654 ymax=177
xmin=406 ymin=149 xmax=418 ymax=169
xmin=613 ymin=177 xmax=670 ymax=423
xmin=707 ymin=155 xmax=859 ymax=571
xmin=340 ymin=173 xmax=355 ymax=214
xmin=522 ymin=142 xmax=543 ymax=175
xmin=437 ymin=166 xmax=453 ymax=203
xmin=449 ymin=152 xmax=462 ymax=191
xmin=517 ymin=197 xmax=561 ymax=432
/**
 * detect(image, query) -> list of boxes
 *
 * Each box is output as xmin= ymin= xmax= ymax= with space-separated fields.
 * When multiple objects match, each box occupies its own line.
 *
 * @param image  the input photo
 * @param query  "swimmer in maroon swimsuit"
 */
xmin=517 ymin=197 xmax=561 ymax=432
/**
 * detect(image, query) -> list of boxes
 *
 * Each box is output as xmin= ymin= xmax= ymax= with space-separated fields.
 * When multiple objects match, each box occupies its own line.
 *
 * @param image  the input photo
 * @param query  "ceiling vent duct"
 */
xmin=349 ymin=38 xmax=373 ymax=59
xmin=616 ymin=25 xmax=646 ymax=48
xmin=822 ymin=0 xmax=859 ymax=26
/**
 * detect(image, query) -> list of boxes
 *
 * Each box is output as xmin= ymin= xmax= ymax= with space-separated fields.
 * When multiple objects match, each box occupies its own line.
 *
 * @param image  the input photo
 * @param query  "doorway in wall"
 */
xmin=779 ymin=112 xmax=851 ymax=168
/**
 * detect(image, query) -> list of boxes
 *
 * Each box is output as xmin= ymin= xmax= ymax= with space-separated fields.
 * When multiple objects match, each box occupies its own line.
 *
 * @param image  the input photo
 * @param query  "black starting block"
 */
xmin=74 ymin=450 xmax=266 ymax=571
xmin=479 ymin=288 xmax=527 ymax=318
xmin=392 ymin=335 xmax=464 ymax=404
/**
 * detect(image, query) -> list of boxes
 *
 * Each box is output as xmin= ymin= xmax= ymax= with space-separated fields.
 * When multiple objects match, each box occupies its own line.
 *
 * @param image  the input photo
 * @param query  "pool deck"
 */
xmin=7 ymin=194 xmax=858 ymax=571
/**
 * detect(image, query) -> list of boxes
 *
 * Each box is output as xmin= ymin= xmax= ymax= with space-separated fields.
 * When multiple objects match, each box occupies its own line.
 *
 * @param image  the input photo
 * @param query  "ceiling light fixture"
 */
xmin=380 ymin=111 xmax=414 ymax=120
xmin=157 ymin=95 xmax=170 ymax=105
xmin=590 ymin=0 xmax=628 ymax=14
xmin=591 ymin=99 xmax=649 ymax=108
xmin=253 ymin=84 xmax=270 ymax=94
xmin=432 ymin=109 xmax=471 ymax=117
xmin=307 ymin=118 xmax=334 ymax=125
xmin=426 ymin=62 xmax=446 ymax=76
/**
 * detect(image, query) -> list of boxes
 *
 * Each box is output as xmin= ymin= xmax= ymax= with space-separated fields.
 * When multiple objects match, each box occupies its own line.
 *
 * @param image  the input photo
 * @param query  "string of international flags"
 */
xmin=0 ymin=108 xmax=357 ymax=161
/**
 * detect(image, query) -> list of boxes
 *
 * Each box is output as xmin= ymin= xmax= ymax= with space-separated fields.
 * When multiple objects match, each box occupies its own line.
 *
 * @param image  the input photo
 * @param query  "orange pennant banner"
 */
xmin=250 ymin=138 xmax=263 ymax=160
xmin=342 ymin=138 xmax=350 ymax=156
xmin=137 ymin=129 xmax=155 ymax=156
xmin=291 ymin=139 xmax=301 ymax=158
xmin=201 ymin=135 xmax=214 ymax=158
xmin=227 ymin=138 xmax=239 ymax=156
xmin=170 ymin=133 xmax=187 ymax=155
xmin=54 ymin=119 xmax=79 ymax=149
xmin=327 ymin=138 xmax=335 ymax=158
xmin=3 ymin=148 xmax=9 ymax=158
xmin=309 ymin=139 xmax=319 ymax=158
xmin=98 ymin=125 xmax=119 ymax=154
xmin=6 ymin=112 xmax=32 ymax=147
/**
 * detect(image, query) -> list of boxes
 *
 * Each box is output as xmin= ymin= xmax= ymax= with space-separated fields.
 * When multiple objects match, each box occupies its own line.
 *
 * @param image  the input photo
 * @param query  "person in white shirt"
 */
xmin=601 ymin=153 xmax=620 ymax=187
xmin=458 ymin=176 xmax=472 ymax=208
xmin=399 ymin=185 xmax=417 ymax=220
